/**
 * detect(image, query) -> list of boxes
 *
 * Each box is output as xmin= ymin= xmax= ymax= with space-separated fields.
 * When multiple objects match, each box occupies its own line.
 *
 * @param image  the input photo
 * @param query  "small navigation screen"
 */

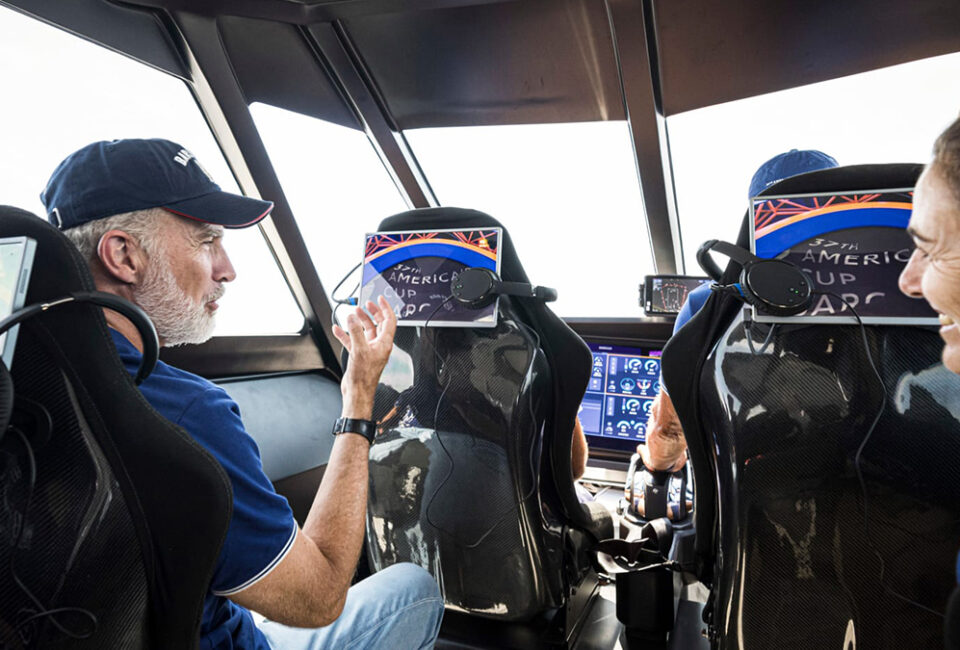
xmin=644 ymin=275 xmax=711 ymax=315
xmin=0 ymin=244 xmax=22 ymax=346
xmin=579 ymin=343 xmax=662 ymax=443
xmin=0 ymin=237 xmax=36 ymax=368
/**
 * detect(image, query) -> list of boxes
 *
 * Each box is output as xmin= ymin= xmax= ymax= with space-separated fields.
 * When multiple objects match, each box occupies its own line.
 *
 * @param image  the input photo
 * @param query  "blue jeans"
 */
xmin=257 ymin=563 xmax=444 ymax=650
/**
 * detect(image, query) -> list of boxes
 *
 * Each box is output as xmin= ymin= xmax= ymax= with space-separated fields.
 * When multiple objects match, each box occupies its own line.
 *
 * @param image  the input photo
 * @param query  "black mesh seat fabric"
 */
xmin=662 ymin=165 xmax=960 ymax=647
xmin=0 ymin=207 xmax=231 ymax=649
xmin=364 ymin=207 xmax=611 ymax=622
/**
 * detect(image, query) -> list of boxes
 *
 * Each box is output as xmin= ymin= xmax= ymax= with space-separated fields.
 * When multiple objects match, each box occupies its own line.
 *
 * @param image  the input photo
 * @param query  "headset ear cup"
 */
xmin=468 ymin=293 xmax=495 ymax=309
xmin=451 ymin=267 xmax=497 ymax=309
xmin=740 ymin=262 xmax=814 ymax=316
xmin=738 ymin=268 xmax=768 ymax=312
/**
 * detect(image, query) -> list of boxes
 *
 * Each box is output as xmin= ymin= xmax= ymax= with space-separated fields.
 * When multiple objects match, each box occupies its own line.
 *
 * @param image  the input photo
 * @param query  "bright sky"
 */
xmin=669 ymin=53 xmax=960 ymax=273
xmin=3 ymin=4 xmax=960 ymax=330
xmin=252 ymin=107 xmax=651 ymax=319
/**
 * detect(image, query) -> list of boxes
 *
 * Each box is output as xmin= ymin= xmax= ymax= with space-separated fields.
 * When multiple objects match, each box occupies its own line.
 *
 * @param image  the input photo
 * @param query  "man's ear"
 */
xmin=96 ymin=230 xmax=146 ymax=285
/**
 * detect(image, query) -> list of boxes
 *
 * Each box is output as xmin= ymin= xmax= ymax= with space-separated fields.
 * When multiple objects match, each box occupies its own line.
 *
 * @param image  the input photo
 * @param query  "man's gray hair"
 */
xmin=62 ymin=207 xmax=168 ymax=264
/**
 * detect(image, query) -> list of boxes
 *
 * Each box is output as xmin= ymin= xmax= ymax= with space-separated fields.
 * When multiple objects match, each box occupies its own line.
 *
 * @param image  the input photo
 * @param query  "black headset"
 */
xmin=697 ymin=240 xmax=814 ymax=317
xmin=0 ymin=291 xmax=160 ymax=385
xmin=450 ymin=267 xmax=557 ymax=309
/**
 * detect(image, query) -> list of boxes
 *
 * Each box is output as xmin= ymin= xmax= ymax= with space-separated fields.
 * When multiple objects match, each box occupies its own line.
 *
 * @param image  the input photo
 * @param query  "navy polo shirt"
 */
xmin=111 ymin=330 xmax=297 ymax=650
xmin=672 ymin=283 xmax=711 ymax=336
xmin=656 ymin=284 xmax=712 ymax=398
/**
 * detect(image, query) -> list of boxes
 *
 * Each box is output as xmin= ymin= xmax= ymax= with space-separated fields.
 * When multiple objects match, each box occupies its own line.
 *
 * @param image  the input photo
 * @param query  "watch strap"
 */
xmin=332 ymin=417 xmax=377 ymax=444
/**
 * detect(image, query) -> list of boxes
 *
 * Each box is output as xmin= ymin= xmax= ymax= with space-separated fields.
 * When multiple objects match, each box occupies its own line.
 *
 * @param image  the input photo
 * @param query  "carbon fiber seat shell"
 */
xmin=0 ymin=207 xmax=232 ymax=649
xmin=702 ymin=313 xmax=960 ymax=648
xmin=662 ymin=164 xmax=960 ymax=648
xmin=364 ymin=207 xmax=611 ymax=622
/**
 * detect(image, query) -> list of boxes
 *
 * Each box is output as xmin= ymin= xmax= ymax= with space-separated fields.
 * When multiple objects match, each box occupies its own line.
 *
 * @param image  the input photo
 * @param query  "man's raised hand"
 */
xmin=331 ymin=296 xmax=398 ymax=419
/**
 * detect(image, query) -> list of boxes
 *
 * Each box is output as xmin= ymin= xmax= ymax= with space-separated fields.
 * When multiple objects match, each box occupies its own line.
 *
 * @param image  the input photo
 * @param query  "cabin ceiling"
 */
xmin=334 ymin=0 xmax=625 ymax=129
xmin=652 ymin=0 xmax=960 ymax=116
xmin=11 ymin=0 xmax=960 ymax=128
xmin=9 ymin=0 xmax=960 ymax=126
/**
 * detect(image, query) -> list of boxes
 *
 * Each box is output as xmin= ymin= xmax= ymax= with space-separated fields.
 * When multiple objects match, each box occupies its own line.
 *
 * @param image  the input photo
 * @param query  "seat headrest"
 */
xmin=754 ymin=162 xmax=924 ymax=200
xmin=720 ymin=163 xmax=925 ymax=283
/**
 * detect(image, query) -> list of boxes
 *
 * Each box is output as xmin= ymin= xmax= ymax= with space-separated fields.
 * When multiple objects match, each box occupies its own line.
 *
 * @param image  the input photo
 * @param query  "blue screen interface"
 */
xmin=579 ymin=343 xmax=662 ymax=443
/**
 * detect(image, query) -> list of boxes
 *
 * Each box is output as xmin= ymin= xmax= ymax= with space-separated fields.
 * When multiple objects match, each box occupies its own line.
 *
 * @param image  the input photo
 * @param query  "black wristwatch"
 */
xmin=331 ymin=417 xmax=377 ymax=444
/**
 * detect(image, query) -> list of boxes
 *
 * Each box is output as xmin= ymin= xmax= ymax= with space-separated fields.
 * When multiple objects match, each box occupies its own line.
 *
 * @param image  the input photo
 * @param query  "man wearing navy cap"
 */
xmin=42 ymin=139 xmax=444 ymax=650
xmin=636 ymin=149 xmax=838 ymax=483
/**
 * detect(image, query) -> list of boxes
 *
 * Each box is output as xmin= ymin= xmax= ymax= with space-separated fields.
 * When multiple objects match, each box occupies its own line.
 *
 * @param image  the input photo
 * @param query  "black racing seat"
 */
xmin=0 ymin=207 xmax=231 ymax=649
xmin=364 ymin=207 xmax=611 ymax=626
xmin=663 ymin=165 xmax=960 ymax=648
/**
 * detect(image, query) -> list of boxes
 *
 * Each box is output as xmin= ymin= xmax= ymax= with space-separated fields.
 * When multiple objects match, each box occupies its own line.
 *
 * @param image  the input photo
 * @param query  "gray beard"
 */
xmin=133 ymin=255 xmax=222 ymax=347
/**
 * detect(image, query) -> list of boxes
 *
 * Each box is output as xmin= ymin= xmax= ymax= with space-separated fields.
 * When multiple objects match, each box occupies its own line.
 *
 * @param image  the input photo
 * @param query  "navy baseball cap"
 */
xmin=41 ymin=138 xmax=273 ymax=230
xmin=748 ymin=149 xmax=839 ymax=198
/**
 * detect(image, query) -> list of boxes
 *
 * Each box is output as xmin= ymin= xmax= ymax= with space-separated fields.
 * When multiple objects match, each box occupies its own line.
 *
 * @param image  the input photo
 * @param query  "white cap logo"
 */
xmin=173 ymin=148 xmax=194 ymax=166
xmin=173 ymin=148 xmax=214 ymax=183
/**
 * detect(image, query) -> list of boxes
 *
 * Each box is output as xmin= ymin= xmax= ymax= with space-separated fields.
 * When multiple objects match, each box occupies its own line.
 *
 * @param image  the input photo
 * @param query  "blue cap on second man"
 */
xmin=748 ymin=149 xmax=838 ymax=198
xmin=41 ymin=138 xmax=273 ymax=230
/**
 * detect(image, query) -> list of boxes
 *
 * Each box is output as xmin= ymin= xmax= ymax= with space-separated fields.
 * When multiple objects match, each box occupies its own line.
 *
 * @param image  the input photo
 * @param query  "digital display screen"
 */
xmin=579 ymin=343 xmax=662 ymax=444
xmin=645 ymin=275 xmax=712 ymax=314
xmin=0 ymin=244 xmax=23 ymax=348
xmin=0 ymin=237 xmax=35 ymax=368
xmin=360 ymin=228 xmax=501 ymax=328
xmin=751 ymin=188 xmax=937 ymax=324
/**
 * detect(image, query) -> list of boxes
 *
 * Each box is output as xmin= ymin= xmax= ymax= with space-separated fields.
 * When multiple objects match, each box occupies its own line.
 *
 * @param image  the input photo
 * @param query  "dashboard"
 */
xmin=579 ymin=342 xmax=662 ymax=456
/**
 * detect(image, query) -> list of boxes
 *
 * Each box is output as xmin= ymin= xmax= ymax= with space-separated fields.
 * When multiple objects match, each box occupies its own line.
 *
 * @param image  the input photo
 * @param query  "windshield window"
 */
xmin=250 ymin=103 xmax=409 ymax=312
xmin=0 ymin=5 xmax=305 ymax=336
xmin=405 ymin=121 xmax=651 ymax=318
xmin=669 ymin=51 xmax=960 ymax=274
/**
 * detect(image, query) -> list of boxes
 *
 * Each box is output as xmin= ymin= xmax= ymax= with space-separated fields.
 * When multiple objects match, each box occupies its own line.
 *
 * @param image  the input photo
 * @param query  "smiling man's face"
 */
xmin=900 ymin=165 xmax=960 ymax=373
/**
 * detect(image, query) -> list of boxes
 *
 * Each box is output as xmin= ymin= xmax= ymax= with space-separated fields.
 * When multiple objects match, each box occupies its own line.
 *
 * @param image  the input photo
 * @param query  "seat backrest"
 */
xmin=0 ymin=207 xmax=231 ymax=649
xmin=363 ymin=207 xmax=597 ymax=621
xmin=368 ymin=300 xmax=560 ymax=619
xmin=663 ymin=165 xmax=960 ymax=647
